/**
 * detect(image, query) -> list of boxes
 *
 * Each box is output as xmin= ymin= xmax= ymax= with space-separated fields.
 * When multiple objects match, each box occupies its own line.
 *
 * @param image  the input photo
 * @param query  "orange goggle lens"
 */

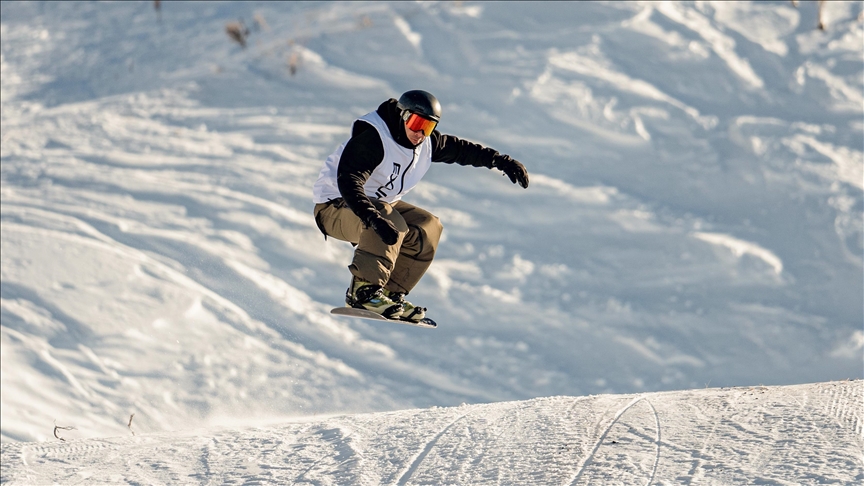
xmin=405 ymin=113 xmax=438 ymax=137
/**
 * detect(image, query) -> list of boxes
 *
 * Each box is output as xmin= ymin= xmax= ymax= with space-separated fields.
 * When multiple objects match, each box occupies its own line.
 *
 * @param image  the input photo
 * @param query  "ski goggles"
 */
xmin=403 ymin=112 xmax=438 ymax=137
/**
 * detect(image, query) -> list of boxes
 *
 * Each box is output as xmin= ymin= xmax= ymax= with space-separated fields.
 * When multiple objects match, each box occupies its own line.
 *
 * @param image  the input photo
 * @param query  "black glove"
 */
xmin=494 ymin=156 xmax=529 ymax=188
xmin=366 ymin=213 xmax=400 ymax=245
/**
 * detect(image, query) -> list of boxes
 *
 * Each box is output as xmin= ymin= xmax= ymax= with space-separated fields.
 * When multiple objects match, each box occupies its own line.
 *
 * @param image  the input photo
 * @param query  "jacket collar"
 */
xmin=376 ymin=99 xmax=420 ymax=150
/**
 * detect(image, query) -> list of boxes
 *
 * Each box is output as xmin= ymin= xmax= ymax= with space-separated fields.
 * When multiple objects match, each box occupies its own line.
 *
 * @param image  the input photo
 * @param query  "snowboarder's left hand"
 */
xmin=495 ymin=156 xmax=529 ymax=188
xmin=366 ymin=213 xmax=400 ymax=246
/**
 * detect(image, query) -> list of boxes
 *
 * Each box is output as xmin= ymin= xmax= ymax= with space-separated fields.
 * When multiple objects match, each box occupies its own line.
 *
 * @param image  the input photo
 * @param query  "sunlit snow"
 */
xmin=1 ymin=1 xmax=862 ymax=483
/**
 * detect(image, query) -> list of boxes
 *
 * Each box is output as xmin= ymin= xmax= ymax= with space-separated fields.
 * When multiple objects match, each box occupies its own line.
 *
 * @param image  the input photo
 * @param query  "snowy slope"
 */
xmin=2 ymin=381 xmax=862 ymax=485
xmin=1 ymin=0 xmax=862 ymax=453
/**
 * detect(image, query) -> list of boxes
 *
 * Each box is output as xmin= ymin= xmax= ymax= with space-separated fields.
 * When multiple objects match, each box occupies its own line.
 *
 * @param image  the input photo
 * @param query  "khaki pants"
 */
xmin=313 ymin=199 xmax=443 ymax=294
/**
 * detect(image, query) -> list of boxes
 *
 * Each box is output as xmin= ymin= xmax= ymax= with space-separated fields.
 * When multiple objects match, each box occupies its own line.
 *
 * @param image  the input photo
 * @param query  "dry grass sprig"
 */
xmin=792 ymin=0 xmax=829 ymax=31
xmin=288 ymin=50 xmax=301 ymax=76
xmin=253 ymin=13 xmax=269 ymax=32
xmin=286 ymin=39 xmax=306 ymax=76
xmin=816 ymin=0 xmax=826 ymax=31
xmin=226 ymin=21 xmax=250 ymax=49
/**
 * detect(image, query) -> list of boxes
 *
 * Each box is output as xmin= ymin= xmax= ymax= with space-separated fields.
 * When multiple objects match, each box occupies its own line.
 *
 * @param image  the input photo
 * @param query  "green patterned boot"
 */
xmin=384 ymin=290 xmax=426 ymax=322
xmin=346 ymin=277 xmax=404 ymax=319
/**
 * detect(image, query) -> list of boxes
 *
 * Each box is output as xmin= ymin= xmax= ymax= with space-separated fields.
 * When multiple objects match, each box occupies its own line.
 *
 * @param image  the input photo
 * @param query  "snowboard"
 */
xmin=330 ymin=307 xmax=437 ymax=329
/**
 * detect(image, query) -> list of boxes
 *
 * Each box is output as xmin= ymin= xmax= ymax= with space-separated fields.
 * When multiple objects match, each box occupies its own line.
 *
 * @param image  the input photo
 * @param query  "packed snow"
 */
xmin=2 ymin=381 xmax=862 ymax=485
xmin=1 ymin=1 xmax=862 ymax=483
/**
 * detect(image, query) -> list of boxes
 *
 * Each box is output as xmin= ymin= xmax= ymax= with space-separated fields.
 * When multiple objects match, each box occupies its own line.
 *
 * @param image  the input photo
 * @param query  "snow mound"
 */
xmin=1 ymin=380 xmax=861 ymax=485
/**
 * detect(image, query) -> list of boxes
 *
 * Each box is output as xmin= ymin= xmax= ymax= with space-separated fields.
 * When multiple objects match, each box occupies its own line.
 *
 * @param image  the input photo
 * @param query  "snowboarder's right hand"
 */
xmin=367 ymin=214 xmax=400 ymax=245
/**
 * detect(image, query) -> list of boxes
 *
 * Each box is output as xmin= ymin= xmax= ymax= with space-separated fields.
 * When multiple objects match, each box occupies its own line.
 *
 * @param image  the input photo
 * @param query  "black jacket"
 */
xmin=336 ymin=99 xmax=515 ymax=224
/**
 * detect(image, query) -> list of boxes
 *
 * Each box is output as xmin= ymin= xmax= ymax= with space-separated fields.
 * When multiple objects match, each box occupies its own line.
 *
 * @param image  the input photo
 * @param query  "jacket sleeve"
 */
xmin=336 ymin=121 xmax=385 ymax=224
xmin=429 ymin=131 xmax=509 ymax=169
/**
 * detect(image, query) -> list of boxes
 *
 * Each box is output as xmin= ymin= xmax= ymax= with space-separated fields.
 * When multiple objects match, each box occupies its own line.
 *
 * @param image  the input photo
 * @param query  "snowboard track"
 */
xmin=395 ymin=412 xmax=470 ymax=486
xmin=568 ymin=395 xmax=660 ymax=486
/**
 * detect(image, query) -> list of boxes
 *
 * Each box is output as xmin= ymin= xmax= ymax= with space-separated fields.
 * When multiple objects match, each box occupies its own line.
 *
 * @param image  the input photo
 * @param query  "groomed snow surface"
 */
xmin=1 ymin=381 xmax=861 ymax=485
xmin=1 ymin=1 xmax=862 ymax=484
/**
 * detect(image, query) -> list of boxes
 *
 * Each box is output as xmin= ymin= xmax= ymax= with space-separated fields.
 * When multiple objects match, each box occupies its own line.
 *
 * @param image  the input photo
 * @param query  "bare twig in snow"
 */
xmin=128 ymin=413 xmax=136 ymax=436
xmin=53 ymin=421 xmax=76 ymax=442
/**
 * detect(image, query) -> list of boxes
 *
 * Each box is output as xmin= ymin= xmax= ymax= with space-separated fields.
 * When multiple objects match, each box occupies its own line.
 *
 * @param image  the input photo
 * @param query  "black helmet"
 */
xmin=397 ymin=90 xmax=441 ymax=122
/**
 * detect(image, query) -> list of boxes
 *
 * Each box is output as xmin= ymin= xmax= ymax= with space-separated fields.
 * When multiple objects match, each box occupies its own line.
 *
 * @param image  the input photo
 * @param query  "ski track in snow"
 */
xmin=396 ymin=412 xmax=470 ymax=486
xmin=568 ymin=395 xmax=661 ymax=486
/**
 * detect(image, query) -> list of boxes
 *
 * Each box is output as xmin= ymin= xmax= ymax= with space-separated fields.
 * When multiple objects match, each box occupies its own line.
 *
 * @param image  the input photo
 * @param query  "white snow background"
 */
xmin=1 ymin=1 xmax=862 ymax=484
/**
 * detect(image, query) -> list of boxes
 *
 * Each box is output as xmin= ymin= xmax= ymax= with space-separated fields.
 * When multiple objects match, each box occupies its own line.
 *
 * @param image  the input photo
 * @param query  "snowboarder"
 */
xmin=312 ymin=90 xmax=529 ymax=322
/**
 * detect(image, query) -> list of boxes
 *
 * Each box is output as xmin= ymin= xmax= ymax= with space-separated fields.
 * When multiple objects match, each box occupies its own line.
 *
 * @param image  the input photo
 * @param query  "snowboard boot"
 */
xmin=384 ymin=290 xmax=426 ymax=322
xmin=346 ymin=277 xmax=404 ymax=319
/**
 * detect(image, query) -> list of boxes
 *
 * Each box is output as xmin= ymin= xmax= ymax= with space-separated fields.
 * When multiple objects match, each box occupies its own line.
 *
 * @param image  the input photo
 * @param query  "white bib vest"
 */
xmin=312 ymin=111 xmax=433 ymax=205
